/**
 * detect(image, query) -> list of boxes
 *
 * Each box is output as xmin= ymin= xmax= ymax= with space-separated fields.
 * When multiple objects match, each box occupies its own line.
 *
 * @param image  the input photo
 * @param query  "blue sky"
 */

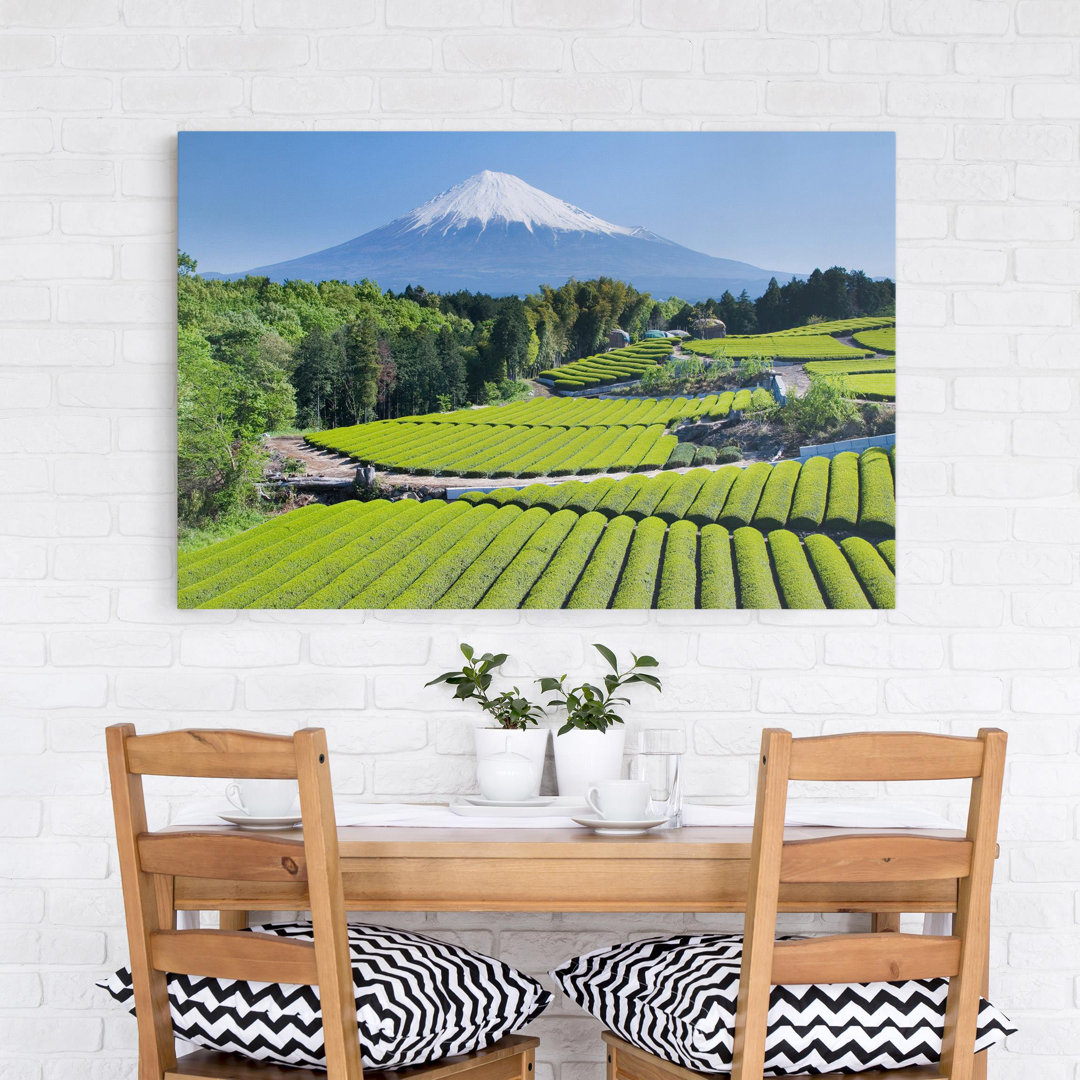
xmin=179 ymin=131 xmax=895 ymax=279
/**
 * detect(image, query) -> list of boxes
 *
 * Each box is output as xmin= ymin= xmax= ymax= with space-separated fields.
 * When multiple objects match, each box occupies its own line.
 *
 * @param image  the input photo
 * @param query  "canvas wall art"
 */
xmin=177 ymin=132 xmax=896 ymax=610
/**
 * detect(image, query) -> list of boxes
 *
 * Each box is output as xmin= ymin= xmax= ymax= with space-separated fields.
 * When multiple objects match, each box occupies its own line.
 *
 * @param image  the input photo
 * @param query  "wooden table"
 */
xmin=171 ymin=824 xmax=965 ymax=923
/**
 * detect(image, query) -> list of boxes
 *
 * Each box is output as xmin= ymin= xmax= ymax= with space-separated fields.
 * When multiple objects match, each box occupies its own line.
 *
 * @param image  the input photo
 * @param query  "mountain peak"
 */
xmin=398 ymin=170 xmax=636 ymax=238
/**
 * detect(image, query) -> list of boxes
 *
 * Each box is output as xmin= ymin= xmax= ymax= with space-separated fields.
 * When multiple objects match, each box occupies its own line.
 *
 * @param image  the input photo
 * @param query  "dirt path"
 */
xmin=267 ymin=436 xmax=358 ymax=479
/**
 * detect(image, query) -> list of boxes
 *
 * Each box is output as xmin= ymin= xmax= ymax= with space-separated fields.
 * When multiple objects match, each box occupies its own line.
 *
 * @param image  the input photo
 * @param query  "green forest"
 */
xmin=177 ymin=255 xmax=893 ymax=526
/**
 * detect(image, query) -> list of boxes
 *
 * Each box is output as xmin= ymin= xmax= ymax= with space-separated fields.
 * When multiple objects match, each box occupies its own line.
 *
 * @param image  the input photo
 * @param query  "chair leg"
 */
xmin=606 ymin=1043 xmax=617 ymax=1080
xmin=522 ymin=1045 xmax=536 ymax=1080
xmin=871 ymin=912 xmax=901 ymax=933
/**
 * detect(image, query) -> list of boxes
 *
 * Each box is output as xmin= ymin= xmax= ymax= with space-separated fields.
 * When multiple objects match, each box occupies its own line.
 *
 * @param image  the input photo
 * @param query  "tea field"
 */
xmin=537 ymin=339 xmax=674 ymax=391
xmin=307 ymin=390 xmax=774 ymax=477
xmin=177 ymin=496 xmax=895 ymax=611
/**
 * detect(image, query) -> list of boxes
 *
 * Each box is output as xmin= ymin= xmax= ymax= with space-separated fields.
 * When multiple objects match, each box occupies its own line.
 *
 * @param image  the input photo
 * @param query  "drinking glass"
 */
xmin=632 ymin=728 xmax=685 ymax=827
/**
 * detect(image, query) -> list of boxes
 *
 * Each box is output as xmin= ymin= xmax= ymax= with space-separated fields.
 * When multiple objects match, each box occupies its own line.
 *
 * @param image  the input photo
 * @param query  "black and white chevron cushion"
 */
xmin=99 ymin=921 xmax=551 ymax=1070
xmin=551 ymin=934 xmax=1015 ymax=1076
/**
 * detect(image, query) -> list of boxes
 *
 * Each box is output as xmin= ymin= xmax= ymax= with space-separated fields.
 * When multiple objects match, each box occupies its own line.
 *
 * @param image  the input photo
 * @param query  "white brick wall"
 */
xmin=0 ymin=2 xmax=1076 ymax=1076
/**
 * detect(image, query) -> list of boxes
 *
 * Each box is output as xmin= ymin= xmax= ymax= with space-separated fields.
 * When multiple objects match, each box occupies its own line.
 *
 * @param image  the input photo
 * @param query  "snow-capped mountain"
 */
xmin=209 ymin=171 xmax=797 ymax=300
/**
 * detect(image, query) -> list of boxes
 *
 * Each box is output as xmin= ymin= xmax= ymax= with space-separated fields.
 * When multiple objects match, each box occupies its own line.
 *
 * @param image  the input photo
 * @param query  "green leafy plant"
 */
xmin=539 ymin=643 xmax=661 ymax=735
xmin=425 ymin=643 xmax=544 ymax=730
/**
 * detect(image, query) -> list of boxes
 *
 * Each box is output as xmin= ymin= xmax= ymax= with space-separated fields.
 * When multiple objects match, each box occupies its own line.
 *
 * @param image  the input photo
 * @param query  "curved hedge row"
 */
xmin=181 ymin=499 xmax=896 ymax=610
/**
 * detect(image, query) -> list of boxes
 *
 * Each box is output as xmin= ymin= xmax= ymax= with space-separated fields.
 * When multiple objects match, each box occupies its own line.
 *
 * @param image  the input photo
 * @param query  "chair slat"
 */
xmin=126 ymin=730 xmax=298 ymax=779
xmin=787 ymin=733 xmax=984 ymax=782
xmin=150 ymin=930 xmax=318 ymax=985
xmin=770 ymin=933 xmax=961 ymax=986
xmin=139 ymin=833 xmax=308 ymax=883
xmin=780 ymin=835 xmax=972 ymax=883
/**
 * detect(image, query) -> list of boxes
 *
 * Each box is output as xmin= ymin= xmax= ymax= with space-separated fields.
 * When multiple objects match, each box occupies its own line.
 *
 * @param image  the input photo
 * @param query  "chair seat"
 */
xmin=167 ymin=1033 xmax=539 ymax=1080
xmin=603 ymin=1031 xmax=946 ymax=1080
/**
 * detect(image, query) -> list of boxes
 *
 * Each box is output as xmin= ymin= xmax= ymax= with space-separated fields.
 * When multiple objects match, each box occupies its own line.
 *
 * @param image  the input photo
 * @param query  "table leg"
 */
xmin=871 ymin=912 xmax=901 ymax=933
xmin=219 ymin=910 xmax=249 ymax=931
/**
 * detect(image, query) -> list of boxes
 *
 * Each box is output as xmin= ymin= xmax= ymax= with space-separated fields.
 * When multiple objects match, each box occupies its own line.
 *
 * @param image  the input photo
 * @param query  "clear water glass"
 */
xmin=633 ymin=728 xmax=685 ymax=827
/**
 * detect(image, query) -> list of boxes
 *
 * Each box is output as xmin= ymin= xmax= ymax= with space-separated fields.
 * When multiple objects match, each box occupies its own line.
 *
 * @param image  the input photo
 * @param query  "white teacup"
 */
xmin=585 ymin=779 xmax=651 ymax=821
xmin=226 ymin=779 xmax=298 ymax=819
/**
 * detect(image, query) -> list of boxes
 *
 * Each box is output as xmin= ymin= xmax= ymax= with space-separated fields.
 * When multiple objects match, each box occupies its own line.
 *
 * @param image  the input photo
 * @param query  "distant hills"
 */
xmin=205 ymin=170 xmax=800 ymax=301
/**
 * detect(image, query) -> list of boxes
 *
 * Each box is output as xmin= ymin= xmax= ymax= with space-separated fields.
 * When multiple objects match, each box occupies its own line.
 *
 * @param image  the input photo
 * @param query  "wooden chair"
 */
xmin=107 ymin=725 xmax=538 ymax=1080
xmin=603 ymin=728 xmax=1007 ymax=1080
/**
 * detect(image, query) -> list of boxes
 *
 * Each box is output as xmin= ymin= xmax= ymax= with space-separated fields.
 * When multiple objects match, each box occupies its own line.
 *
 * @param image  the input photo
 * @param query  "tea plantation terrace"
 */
xmin=177 ymin=498 xmax=894 ymax=611
xmin=306 ymin=391 xmax=774 ymax=477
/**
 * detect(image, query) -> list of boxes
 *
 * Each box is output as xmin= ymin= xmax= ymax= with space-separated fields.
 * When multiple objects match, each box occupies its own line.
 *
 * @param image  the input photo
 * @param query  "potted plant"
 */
xmin=539 ymin=644 xmax=662 ymax=796
xmin=426 ymin=643 xmax=549 ymax=798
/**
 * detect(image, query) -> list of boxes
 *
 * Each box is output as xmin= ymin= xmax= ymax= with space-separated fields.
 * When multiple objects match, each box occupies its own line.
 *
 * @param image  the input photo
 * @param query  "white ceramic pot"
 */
xmin=473 ymin=727 xmax=550 ymax=798
xmin=553 ymin=726 xmax=627 ymax=796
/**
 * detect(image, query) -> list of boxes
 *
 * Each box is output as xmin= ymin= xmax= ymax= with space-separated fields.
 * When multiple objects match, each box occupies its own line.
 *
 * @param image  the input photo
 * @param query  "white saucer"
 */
xmin=218 ymin=812 xmax=302 ymax=830
xmin=463 ymin=795 xmax=555 ymax=808
xmin=571 ymin=814 xmax=669 ymax=836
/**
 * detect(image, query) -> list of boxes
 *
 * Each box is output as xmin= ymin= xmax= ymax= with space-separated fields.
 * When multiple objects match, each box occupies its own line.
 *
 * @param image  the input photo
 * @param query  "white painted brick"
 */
xmin=1015 ymin=508 xmax=1080 ymax=546
xmin=61 ymin=33 xmax=179 ymax=69
xmin=385 ymin=0 xmax=497 ymax=27
xmin=0 ymin=119 xmax=53 ymax=154
xmin=56 ymin=368 xmax=169 ymax=409
xmin=0 ymin=160 xmax=114 ymax=198
xmin=0 ymin=203 xmax=52 ymax=238
xmin=0 ymin=887 xmax=44 ymax=923
xmin=1013 ymin=590 xmax=1080 ymax=627
xmin=0 ymin=35 xmax=54 ymax=68
xmin=1 ymin=0 xmax=117 ymax=26
xmin=309 ymin=629 xmax=431 ymax=667
xmin=115 ymin=672 xmax=236 ymax=711
xmin=892 ymin=0 xmax=1010 ymax=35
xmin=885 ymin=676 xmax=1003 ymax=713
xmin=953 ymin=461 xmax=1074 ymax=499
xmin=445 ymin=35 xmax=563 ymax=71
xmin=373 ymin=756 xmax=476 ymax=795
xmin=51 ymin=631 xmax=172 ymax=668
xmin=1015 ymin=247 xmax=1080 ymax=284
xmin=0 ymin=1018 xmax=101 ymax=1053
xmin=955 ymin=42 xmax=1074 ymax=76
xmin=823 ymin=632 xmax=944 ymax=670
xmin=954 ymin=290 xmax=1074 ymax=328
xmin=890 ymin=587 xmax=1004 ymax=627
xmin=572 ymin=36 xmax=687 ymax=73
xmin=180 ymin=629 xmax=300 ymax=668
xmin=887 ymin=81 xmax=1005 ymax=118
xmin=0 ymin=417 xmax=110 ymax=455
xmin=187 ymin=34 xmax=309 ymax=70
xmin=1014 ymin=83 xmax=1080 ymax=120
xmin=59 ymin=200 xmax=170 ymax=237
xmin=829 ymin=39 xmax=946 ymax=74
xmin=641 ymin=79 xmax=757 ymax=115
xmin=767 ymin=0 xmax=882 ymax=34
xmin=318 ymin=35 xmax=434 ymax=70
xmin=0 ymin=329 xmax=114 ymax=367
xmin=1016 ymin=164 xmax=1080 ymax=202
xmin=955 ymin=122 xmax=1075 ymax=162
xmin=953 ymin=633 xmax=1074 ymax=671
xmin=898 ymin=164 xmax=1009 ymax=203
xmin=698 ymin=631 xmax=815 ymax=669
xmin=57 ymin=283 xmax=173 ymax=324
xmin=898 ymin=247 xmax=1006 ymax=285
xmin=0 ymin=630 xmax=46 ymax=667
xmin=1018 ymin=332 xmax=1080 ymax=370
xmin=706 ymin=39 xmax=817 ymax=74
xmin=53 ymin=454 xmax=174 ymax=496
xmin=757 ymin=676 xmax=877 ymax=715
xmin=513 ymin=77 xmax=632 ymax=114
xmin=895 ymin=203 xmax=947 ymax=240
xmin=121 ymin=75 xmax=244 ymax=113
xmin=0 ymin=286 xmax=51 ymax=322
xmin=245 ymin=674 xmax=366 ymax=710
xmin=1 ymin=76 xmax=112 ymax=112
xmin=1012 ymin=676 xmax=1080 ymax=715
xmin=1014 ymin=417 xmax=1080 ymax=458
xmin=767 ymin=81 xmax=879 ymax=117
xmin=1017 ymin=0 xmax=1080 ymax=34
xmin=514 ymin=0 xmax=633 ymax=29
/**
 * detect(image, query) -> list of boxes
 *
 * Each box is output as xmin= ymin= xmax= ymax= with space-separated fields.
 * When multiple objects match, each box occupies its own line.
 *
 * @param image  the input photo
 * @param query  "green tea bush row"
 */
xmin=624 ymin=473 xmax=681 ymax=520
xmin=804 ymin=533 xmax=870 ymax=609
xmin=199 ymin=502 xmax=399 ymax=609
xmin=768 ymin=529 xmax=825 ymax=609
xmin=478 ymin=509 xmax=579 ymax=608
xmin=299 ymin=502 xmax=472 ymax=609
xmin=178 ymin=502 xmax=366 ymax=606
xmin=857 ymin=447 xmax=896 ymax=536
xmin=840 ymin=536 xmax=895 ymax=609
xmin=693 ymin=445 xmax=718 ymax=465
xmin=567 ymin=514 xmax=635 ymax=608
xmin=752 ymin=459 xmax=802 ymax=532
xmin=638 ymin=434 xmax=679 ymax=471
xmin=388 ymin=506 xmax=525 ymax=609
xmin=656 ymin=519 xmax=698 ymax=609
xmin=248 ymin=502 xmax=435 ymax=609
xmin=654 ymin=469 xmax=711 ymax=523
xmin=612 ymin=517 xmax=666 ymax=608
xmin=699 ymin=523 xmax=736 ymax=608
xmin=718 ymin=462 xmax=772 ymax=528
xmin=522 ymin=511 xmax=607 ymax=609
xmin=434 ymin=507 xmax=550 ymax=609
xmin=732 ymin=526 xmax=780 ymax=609
xmin=878 ymin=538 xmax=895 ymax=572
xmin=665 ymin=442 xmax=697 ymax=468
xmin=686 ymin=467 xmax=740 ymax=527
xmin=731 ymin=388 xmax=752 ymax=411
xmin=343 ymin=505 xmax=498 ymax=609
xmin=852 ymin=326 xmax=896 ymax=353
xmin=823 ymin=451 xmax=859 ymax=532
xmin=844 ymin=373 xmax=895 ymax=401
xmin=787 ymin=455 xmax=829 ymax=531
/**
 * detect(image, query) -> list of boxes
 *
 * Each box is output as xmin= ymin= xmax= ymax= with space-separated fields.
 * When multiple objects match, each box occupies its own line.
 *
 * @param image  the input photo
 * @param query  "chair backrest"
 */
xmin=106 ymin=725 xmax=362 ymax=1080
xmin=731 ymin=729 xmax=1007 ymax=1080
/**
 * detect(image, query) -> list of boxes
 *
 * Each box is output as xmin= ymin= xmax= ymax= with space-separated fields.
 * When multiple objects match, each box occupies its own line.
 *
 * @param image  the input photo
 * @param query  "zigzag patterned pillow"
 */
xmin=552 ymin=934 xmax=1015 ymax=1076
xmin=99 ymin=921 xmax=551 ymax=1070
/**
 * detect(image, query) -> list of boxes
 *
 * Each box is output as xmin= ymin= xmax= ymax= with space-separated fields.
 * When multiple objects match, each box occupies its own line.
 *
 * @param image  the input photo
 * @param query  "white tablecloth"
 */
xmin=171 ymin=797 xmax=954 ymax=831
